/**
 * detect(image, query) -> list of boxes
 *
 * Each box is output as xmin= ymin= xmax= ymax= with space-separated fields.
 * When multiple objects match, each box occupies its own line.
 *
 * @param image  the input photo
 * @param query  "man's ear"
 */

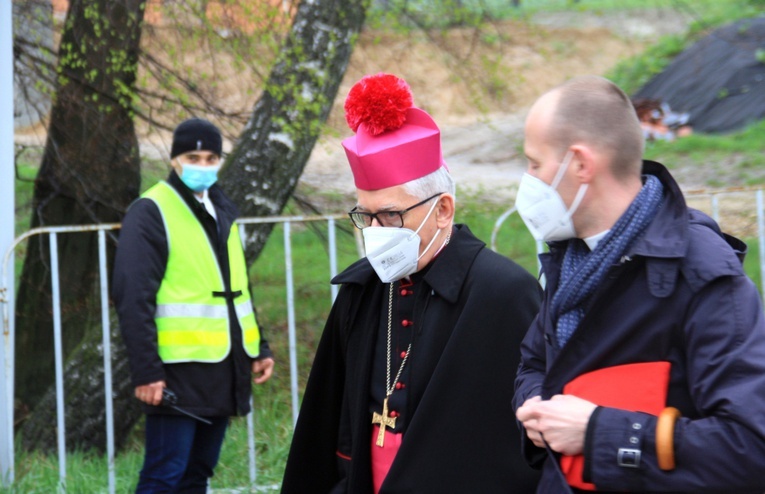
xmin=435 ymin=193 xmax=455 ymax=228
xmin=570 ymin=145 xmax=596 ymax=184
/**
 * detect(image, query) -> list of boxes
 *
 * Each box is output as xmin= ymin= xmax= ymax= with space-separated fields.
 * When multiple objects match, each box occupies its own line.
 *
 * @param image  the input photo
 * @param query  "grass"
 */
xmin=641 ymin=119 xmax=765 ymax=186
xmin=497 ymin=0 xmax=757 ymax=19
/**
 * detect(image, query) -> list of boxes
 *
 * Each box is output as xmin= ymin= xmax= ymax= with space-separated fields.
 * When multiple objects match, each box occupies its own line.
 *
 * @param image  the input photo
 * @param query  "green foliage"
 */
xmin=608 ymin=34 xmax=686 ymax=95
xmin=744 ymin=237 xmax=763 ymax=289
xmin=53 ymin=2 xmax=144 ymax=120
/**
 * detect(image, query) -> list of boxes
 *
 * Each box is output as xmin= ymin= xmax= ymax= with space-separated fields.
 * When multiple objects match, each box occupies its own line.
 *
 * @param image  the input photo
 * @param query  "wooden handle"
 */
xmin=656 ymin=407 xmax=681 ymax=471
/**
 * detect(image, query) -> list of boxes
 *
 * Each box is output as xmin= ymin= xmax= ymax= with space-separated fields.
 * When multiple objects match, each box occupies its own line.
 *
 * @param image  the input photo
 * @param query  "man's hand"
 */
xmin=516 ymin=394 xmax=597 ymax=456
xmin=135 ymin=380 xmax=166 ymax=406
xmin=252 ymin=357 xmax=275 ymax=384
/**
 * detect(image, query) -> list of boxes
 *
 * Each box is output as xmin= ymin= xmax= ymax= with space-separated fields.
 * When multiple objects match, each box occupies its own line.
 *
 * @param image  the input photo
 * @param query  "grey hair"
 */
xmin=401 ymin=166 xmax=456 ymax=202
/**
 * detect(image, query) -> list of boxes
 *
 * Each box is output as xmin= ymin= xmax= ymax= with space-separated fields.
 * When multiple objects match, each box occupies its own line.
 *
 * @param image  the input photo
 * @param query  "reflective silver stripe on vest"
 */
xmin=155 ymin=304 xmax=228 ymax=319
xmin=235 ymin=301 xmax=254 ymax=320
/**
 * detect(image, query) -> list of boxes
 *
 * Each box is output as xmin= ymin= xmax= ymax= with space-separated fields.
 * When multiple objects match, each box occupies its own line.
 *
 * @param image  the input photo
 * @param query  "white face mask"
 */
xmin=362 ymin=197 xmax=443 ymax=283
xmin=515 ymin=151 xmax=588 ymax=242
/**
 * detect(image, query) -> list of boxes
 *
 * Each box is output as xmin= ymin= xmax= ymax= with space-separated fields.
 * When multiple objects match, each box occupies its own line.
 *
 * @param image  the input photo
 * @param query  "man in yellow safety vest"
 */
xmin=113 ymin=117 xmax=275 ymax=493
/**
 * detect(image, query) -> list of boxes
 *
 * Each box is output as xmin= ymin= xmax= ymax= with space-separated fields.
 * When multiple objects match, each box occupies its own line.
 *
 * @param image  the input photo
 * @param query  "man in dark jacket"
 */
xmin=513 ymin=76 xmax=765 ymax=493
xmin=113 ymin=118 xmax=274 ymax=493
xmin=281 ymin=73 xmax=542 ymax=493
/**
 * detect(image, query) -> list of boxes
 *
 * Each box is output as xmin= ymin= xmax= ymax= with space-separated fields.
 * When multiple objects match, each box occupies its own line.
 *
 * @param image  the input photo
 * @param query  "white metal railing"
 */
xmin=0 ymin=213 xmax=356 ymax=492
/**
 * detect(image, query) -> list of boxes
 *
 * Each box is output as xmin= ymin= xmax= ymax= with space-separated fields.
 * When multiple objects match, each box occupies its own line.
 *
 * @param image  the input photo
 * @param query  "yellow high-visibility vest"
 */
xmin=142 ymin=181 xmax=260 ymax=363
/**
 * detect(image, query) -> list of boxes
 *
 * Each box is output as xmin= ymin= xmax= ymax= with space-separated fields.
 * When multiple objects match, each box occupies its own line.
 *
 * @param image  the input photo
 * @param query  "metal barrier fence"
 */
xmin=3 ymin=186 xmax=765 ymax=491
xmin=0 ymin=213 xmax=355 ymax=492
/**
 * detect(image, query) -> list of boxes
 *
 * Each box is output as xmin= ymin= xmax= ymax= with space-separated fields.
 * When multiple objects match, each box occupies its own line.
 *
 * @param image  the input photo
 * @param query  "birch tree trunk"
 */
xmin=219 ymin=0 xmax=370 ymax=261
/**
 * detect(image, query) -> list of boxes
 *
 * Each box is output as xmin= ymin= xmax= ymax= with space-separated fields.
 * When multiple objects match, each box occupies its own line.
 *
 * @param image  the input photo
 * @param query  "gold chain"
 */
xmin=386 ymin=282 xmax=411 ymax=397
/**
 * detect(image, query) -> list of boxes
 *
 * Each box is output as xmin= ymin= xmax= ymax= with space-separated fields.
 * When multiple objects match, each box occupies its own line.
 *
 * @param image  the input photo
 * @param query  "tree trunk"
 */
xmin=20 ymin=313 xmax=141 ymax=453
xmin=15 ymin=0 xmax=145 ymax=450
xmin=219 ymin=0 xmax=370 ymax=262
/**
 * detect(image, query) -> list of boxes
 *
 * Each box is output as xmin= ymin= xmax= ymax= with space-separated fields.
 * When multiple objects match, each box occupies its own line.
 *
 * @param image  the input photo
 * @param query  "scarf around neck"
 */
xmin=551 ymin=174 xmax=664 ymax=348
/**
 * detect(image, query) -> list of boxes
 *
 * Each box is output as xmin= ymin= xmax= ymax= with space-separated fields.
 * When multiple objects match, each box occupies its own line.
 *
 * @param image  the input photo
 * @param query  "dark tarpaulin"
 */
xmin=633 ymin=16 xmax=765 ymax=134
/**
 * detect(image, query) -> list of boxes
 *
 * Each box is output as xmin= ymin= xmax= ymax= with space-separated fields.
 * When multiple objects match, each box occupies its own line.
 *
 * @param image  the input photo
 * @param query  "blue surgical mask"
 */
xmin=179 ymin=163 xmax=221 ymax=192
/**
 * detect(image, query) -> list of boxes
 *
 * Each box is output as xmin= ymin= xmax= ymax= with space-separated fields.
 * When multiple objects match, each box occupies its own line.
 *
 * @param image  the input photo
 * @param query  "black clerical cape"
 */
xmin=281 ymin=225 xmax=542 ymax=493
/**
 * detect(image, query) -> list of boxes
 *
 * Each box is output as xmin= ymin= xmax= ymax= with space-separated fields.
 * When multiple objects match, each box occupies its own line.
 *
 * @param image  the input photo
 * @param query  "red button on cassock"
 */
xmin=399 ymin=351 xmax=407 ymax=359
xmin=402 ymin=319 xmax=412 ymax=327
xmin=389 ymin=410 xmax=398 ymax=418
xmin=395 ymin=382 xmax=404 ymax=390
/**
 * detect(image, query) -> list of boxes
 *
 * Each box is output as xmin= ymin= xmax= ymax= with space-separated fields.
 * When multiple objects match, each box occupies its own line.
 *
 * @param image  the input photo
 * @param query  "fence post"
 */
xmin=98 ymin=230 xmax=116 ymax=494
xmin=49 ymin=233 xmax=67 ymax=490
xmin=1 ymin=0 xmax=16 ymax=485
xmin=283 ymin=222 xmax=299 ymax=426
xmin=328 ymin=217 xmax=339 ymax=303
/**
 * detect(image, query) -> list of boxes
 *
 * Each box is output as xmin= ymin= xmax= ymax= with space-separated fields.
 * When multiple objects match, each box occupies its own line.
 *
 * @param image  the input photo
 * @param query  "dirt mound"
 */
xmin=301 ymin=14 xmax=669 ymax=199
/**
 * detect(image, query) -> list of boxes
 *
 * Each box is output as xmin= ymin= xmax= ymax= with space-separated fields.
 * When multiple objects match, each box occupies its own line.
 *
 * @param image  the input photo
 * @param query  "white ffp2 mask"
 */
xmin=362 ymin=197 xmax=443 ymax=283
xmin=515 ymin=151 xmax=588 ymax=242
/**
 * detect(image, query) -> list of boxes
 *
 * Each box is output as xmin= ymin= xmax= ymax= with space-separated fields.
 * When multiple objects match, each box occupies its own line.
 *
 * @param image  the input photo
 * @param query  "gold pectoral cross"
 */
xmin=371 ymin=397 xmax=396 ymax=447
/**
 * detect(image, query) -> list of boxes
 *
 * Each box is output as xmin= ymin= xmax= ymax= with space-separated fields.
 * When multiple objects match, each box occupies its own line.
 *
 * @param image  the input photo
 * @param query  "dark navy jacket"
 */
xmin=514 ymin=161 xmax=765 ymax=493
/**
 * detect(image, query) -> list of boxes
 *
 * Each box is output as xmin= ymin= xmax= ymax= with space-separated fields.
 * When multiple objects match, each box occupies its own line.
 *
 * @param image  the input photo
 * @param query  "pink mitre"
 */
xmin=341 ymin=73 xmax=448 ymax=191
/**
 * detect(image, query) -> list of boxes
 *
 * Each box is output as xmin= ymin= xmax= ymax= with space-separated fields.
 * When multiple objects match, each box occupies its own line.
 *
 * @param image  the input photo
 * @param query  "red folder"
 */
xmin=560 ymin=361 xmax=671 ymax=490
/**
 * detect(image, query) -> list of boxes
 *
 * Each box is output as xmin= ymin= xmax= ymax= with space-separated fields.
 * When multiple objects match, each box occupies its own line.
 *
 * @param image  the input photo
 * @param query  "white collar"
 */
xmin=583 ymin=230 xmax=610 ymax=250
xmin=195 ymin=190 xmax=217 ymax=220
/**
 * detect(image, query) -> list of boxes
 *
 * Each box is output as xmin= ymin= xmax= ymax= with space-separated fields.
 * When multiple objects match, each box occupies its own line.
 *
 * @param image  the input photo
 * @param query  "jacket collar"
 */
xmin=332 ymin=224 xmax=485 ymax=304
xmin=628 ymin=160 xmax=688 ymax=259
xmin=630 ymin=162 xmax=694 ymax=298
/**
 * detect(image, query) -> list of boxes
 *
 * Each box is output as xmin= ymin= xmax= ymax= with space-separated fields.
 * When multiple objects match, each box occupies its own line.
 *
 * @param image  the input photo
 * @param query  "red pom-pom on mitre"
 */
xmin=344 ymin=73 xmax=413 ymax=136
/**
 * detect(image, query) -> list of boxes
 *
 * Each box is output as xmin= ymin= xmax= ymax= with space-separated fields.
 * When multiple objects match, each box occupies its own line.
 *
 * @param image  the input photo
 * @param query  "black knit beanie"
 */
xmin=170 ymin=118 xmax=222 ymax=158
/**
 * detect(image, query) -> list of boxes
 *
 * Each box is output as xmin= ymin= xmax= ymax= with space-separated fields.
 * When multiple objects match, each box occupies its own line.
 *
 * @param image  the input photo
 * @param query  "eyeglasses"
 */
xmin=348 ymin=193 xmax=444 ymax=229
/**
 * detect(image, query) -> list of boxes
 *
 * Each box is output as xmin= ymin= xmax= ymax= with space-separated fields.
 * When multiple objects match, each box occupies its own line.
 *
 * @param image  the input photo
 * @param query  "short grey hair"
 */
xmin=401 ymin=166 xmax=456 ymax=202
